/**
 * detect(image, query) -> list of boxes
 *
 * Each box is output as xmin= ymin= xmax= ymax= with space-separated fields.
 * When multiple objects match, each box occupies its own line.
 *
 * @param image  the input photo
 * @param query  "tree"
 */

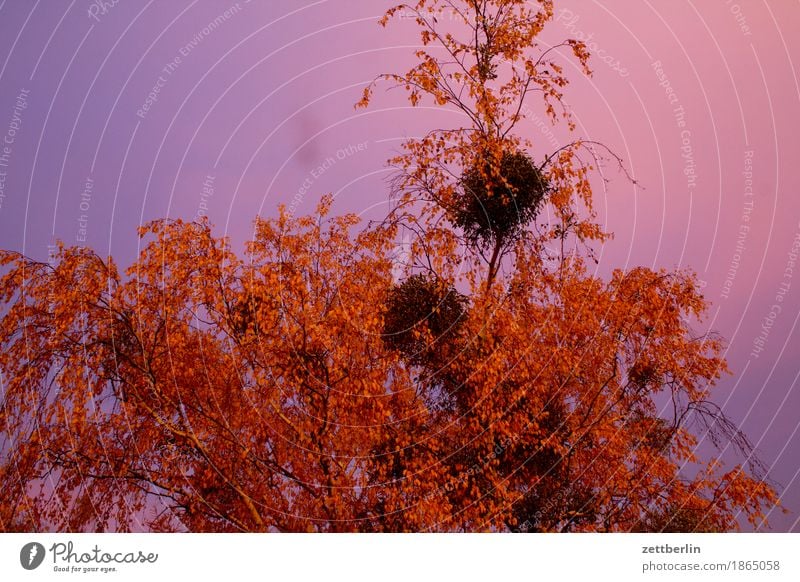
xmin=0 ymin=0 xmax=780 ymax=532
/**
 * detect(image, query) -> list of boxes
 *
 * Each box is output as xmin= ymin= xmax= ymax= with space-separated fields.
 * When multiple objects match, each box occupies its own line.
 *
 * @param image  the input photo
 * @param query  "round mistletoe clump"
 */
xmin=382 ymin=274 xmax=467 ymax=365
xmin=454 ymin=150 xmax=549 ymax=248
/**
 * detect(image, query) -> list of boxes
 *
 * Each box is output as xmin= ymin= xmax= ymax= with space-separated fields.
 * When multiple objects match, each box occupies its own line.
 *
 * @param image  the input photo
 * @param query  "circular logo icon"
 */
xmin=20 ymin=542 xmax=46 ymax=570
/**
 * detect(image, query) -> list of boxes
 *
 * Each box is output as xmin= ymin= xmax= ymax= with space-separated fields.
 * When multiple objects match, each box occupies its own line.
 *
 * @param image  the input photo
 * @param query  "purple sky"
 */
xmin=0 ymin=0 xmax=798 ymax=531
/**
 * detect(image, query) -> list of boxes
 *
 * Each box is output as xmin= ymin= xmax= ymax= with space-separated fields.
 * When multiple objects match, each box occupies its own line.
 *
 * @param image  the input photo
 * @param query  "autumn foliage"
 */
xmin=0 ymin=0 xmax=780 ymax=532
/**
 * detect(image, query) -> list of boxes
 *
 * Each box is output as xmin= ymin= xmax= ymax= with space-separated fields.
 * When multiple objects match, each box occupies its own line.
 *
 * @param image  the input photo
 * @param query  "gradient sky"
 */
xmin=0 ymin=0 xmax=798 ymax=531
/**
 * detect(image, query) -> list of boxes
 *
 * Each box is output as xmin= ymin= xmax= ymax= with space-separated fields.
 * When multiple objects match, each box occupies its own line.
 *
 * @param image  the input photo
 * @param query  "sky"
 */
xmin=0 ymin=0 xmax=798 ymax=531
